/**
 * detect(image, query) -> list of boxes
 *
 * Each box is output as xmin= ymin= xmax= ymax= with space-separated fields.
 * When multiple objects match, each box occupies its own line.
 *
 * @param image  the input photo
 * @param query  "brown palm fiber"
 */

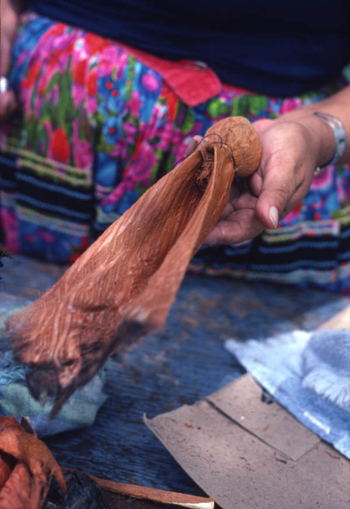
xmin=7 ymin=117 xmax=261 ymax=415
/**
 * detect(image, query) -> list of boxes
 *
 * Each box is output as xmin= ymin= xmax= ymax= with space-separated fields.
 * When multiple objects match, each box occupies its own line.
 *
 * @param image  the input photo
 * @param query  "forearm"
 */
xmin=1 ymin=0 xmax=25 ymax=39
xmin=275 ymin=85 xmax=350 ymax=167
xmin=0 ymin=0 xmax=26 ymax=118
xmin=1 ymin=0 xmax=26 ymax=76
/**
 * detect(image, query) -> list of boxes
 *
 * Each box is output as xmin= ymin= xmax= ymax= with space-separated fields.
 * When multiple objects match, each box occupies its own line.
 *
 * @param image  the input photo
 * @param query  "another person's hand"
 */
xmin=0 ymin=0 xmax=21 ymax=122
xmin=189 ymin=114 xmax=334 ymax=246
xmin=0 ymin=37 xmax=17 ymax=122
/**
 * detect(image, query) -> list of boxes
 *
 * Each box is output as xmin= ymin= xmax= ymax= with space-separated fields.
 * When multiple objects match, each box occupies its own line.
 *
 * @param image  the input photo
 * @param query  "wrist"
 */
xmin=313 ymin=112 xmax=347 ymax=168
xmin=303 ymin=114 xmax=335 ymax=167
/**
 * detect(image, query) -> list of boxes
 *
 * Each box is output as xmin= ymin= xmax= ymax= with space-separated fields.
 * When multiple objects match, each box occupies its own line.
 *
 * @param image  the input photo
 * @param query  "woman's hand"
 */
xmin=0 ymin=0 xmax=22 ymax=122
xmin=199 ymin=115 xmax=334 ymax=245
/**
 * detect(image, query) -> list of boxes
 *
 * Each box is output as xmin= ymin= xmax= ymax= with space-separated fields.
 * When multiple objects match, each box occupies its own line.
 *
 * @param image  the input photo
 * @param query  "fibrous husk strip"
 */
xmin=8 ymin=117 xmax=261 ymax=414
xmin=0 ymin=416 xmax=66 ymax=509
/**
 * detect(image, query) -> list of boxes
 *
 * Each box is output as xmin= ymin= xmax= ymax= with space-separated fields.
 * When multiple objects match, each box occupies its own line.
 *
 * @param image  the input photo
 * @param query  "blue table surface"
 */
xmin=1 ymin=254 xmax=349 ymax=496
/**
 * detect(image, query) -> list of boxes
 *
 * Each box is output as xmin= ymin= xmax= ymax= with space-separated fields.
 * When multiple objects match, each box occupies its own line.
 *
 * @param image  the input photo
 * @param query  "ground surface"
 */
xmin=1 ymin=253 xmax=349 ymax=497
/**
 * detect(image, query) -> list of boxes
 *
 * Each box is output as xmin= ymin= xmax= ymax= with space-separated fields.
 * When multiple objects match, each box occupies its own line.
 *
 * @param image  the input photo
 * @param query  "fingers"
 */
xmin=206 ymin=210 xmax=265 ymax=245
xmin=249 ymin=171 xmax=263 ymax=197
xmin=255 ymin=156 xmax=298 ymax=229
xmin=186 ymin=135 xmax=203 ymax=155
xmin=205 ymin=193 xmax=264 ymax=245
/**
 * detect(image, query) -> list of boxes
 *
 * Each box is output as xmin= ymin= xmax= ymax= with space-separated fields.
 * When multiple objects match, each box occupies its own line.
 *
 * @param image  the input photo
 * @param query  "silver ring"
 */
xmin=0 ymin=77 xmax=9 ymax=94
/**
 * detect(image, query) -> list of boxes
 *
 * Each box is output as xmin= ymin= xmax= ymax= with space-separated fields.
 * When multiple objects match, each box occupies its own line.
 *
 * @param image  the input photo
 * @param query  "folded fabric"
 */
xmin=225 ymin=329 xmax=350 ymax=459
xmin=0 ymin=299 xmax=107 ymax=437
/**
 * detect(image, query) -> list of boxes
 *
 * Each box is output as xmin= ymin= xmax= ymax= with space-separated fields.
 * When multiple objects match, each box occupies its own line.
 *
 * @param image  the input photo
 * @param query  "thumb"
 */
xmin=255 ymin=164 xmax=294 ymax=229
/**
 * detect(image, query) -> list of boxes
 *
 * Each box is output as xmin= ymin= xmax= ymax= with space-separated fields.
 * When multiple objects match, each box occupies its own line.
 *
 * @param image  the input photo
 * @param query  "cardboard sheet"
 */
xmin=145 ymin=375 xmax=350 ymax=509
xmin=207 ymin=375 xmax=319 ymax=461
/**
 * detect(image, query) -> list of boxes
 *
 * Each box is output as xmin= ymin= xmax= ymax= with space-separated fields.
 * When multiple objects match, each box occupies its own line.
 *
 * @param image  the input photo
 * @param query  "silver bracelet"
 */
xmin=314 ymin=112 xmax=346 ymax=169
xmin=0 ymin=77 xmax=9 ymax=94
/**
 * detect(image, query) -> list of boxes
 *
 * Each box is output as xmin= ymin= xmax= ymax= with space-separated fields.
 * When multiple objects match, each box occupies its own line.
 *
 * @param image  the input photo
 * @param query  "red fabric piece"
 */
xmin=118 ymin=42 xmax=251 ymax=106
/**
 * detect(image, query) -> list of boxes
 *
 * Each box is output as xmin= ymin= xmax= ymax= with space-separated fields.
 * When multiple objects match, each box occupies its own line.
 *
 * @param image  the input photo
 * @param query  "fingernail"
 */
xmin=269 ymin=206 xmax=279 ymax=229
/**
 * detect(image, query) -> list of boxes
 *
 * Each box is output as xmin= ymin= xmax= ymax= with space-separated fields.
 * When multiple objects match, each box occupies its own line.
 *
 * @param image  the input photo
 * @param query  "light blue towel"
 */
xmin=0 ymin=298 xmax=107 ymax=437
xmin=225 ymin=329 xmax=350 ymax=459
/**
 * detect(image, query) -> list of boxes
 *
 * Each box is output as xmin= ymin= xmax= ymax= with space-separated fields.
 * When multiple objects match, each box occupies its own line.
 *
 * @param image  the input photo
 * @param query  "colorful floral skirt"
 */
xmin=1 ymin=14 xmax=350 ymax=293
